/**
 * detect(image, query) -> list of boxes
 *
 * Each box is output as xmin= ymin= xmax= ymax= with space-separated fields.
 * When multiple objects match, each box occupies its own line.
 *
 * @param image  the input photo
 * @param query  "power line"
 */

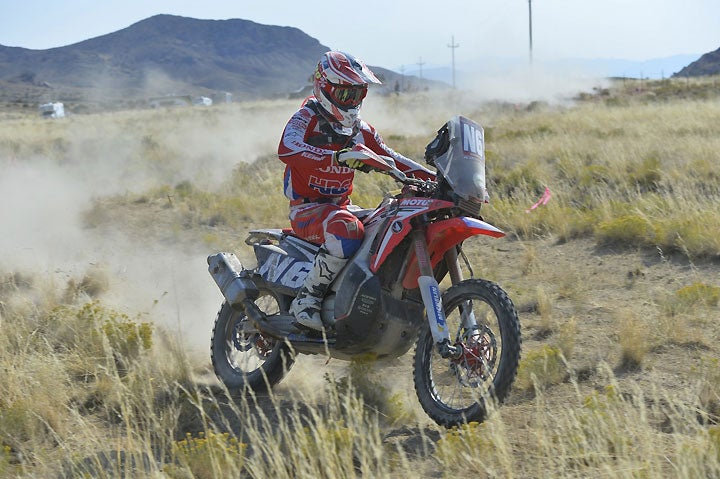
xmin=417 ymin=57 xmax=425 ymax=81
xmin=528 ymin=0 xmax=533 ymax=65
xmin=447 ymin=35 xmax=459 ymax=89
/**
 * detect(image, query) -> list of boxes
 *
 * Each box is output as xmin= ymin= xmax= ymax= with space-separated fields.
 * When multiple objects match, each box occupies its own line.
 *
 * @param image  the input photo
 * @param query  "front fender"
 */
xmin=401 ymin=217 xmax=504 ymax=289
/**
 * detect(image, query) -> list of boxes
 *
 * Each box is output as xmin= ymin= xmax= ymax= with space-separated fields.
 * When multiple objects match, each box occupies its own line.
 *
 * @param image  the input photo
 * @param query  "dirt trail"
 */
xmin=88 ymin=197 xmax=720 ymax=475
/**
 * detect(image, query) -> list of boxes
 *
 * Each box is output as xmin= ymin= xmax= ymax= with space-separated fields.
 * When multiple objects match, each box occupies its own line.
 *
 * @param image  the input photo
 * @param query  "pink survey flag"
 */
xmin=526 ymin=187 xmax=552 ymax=213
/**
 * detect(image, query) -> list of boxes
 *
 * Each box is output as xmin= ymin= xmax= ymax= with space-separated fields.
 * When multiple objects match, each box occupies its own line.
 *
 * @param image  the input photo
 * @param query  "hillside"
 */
xmin=0 ymin=14 xmax=438 ymax=113
xmin=0 ymin=15 xmax=328 ymax=100
xmin=674 ymin=46 xmax=720 ymax=77
xmin=0 ymin=14 xmax=329 ymax=101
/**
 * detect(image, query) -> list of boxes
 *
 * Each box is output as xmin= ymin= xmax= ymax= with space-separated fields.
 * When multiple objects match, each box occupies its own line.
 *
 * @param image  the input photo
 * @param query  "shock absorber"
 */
xmin=411 ymin=228 xmax=461 ymax=359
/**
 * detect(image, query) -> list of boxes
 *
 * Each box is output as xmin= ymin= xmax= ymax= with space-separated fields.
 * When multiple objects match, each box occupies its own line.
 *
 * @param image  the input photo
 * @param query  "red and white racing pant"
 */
xmin=289 ymin=198 xmax=364 ymax=259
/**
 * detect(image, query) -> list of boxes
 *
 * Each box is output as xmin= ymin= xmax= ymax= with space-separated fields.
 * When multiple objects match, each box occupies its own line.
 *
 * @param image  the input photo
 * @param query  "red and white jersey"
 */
xmin=278 ymin=97 xmax=435 ymax=202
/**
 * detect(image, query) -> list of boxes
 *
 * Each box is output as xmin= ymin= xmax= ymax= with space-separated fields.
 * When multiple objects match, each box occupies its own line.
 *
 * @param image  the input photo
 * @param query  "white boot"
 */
xmin=290 ymin=248 xmax=347 ymax=331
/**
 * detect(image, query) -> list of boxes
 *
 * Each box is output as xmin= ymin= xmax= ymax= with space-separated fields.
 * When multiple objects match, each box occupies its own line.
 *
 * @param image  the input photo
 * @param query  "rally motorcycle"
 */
xmin=207 ymin=116 xmax=521 ymax=427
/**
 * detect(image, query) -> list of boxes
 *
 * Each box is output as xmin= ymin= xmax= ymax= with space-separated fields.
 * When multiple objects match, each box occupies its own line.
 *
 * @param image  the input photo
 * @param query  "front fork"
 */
xmin=445 ymin=246 xmax=480 ymax=332
xmin=413 ymin=230 xmax=464 ymax=359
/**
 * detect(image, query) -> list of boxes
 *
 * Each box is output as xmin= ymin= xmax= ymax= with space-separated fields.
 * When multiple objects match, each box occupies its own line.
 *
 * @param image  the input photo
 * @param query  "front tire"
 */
xmin=210 ymin=294 xmax=294 ymax=393
xmin=413 ymin=279 xmax=521 ymax=427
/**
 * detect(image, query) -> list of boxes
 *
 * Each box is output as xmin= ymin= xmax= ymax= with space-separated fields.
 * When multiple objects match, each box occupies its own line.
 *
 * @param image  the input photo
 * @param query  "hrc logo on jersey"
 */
xmin=309 ymin=175 xmax=351 ymax=195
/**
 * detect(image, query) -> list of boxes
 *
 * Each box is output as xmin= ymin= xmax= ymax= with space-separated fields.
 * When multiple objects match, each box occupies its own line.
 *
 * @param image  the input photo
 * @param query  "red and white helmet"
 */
xmin=313 ymin=51 xmax=381 ymax=134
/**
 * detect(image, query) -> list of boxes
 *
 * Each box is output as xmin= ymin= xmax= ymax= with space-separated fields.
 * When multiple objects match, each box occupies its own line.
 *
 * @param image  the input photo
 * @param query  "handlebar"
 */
xmin=337 ymin=145 xmax=436 ymax=192
xmin=377 ymin=157 xmax=437 ymax=195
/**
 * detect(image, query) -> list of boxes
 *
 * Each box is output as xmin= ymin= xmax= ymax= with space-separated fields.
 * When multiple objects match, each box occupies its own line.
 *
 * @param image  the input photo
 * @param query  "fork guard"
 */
xmin=401 ymin=217 xmax=504 ymax=289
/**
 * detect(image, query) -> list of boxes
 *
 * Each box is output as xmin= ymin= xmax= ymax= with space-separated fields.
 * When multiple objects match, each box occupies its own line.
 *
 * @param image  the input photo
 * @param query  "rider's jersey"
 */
xmin=278 ymin=97 xmax=435 ymax=202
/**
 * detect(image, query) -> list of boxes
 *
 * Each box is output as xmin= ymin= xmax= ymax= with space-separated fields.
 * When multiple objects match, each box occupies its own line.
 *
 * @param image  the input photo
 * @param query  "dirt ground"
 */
xmin=88 ymin=196 xmax=720 ymax=475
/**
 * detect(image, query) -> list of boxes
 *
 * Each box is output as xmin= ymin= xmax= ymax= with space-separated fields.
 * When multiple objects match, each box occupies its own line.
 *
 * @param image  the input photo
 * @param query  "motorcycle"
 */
xmin=207 ymin=115 xmax=521 ymax=427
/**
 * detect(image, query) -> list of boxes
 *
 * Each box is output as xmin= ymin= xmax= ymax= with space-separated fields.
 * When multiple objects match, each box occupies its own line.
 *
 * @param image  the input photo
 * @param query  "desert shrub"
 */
xmin=535 ymin=285 xmax=554 ymax=333
xmin=48 ymin=301 xmax=152 ymax=365
xmin=655 ymin=212 xmax=720 ymax=258
xmin=663 ymin=282 xmax=720 ymax=319
xmin=496 ymin=124 xmax=554 ymax=141
xmin=488 ymin=198 xmax=556 ymax=239
xmin=169 ymin=431 xmax=247 ymax=479
xmin=710 ymin=426 xmax=720 ymax=461
xmin=0 ymin=444 xmax=18 ymax=477
xmin=101 ymin=312 xmax=153 ymax=362
xmin=627 ymin=154 xmax=662 ymax=191
xmin=556 ymin=317 xmax=577 ymax=359
xmin=596 ymin=213 xmax=656 ymax=247
xmin=588 ymin=195 xmax=720 ymax=258
xmin=673 ymin=423 xmax=720 ymax=477
xmin=515 ymin=345 xmax=566 ymax=391
xmin=617 ymin=312 xmax=649 ymax=370
xmin=239 ymin=379 xmax=390 ymax=479
xmin=566 ymin=385 xmax=647 ymax=471
xmin=0 ymin=351 xmax=75 ymax=458
xmin=577 ymin=163 xmax=613 ymax=188
xmin=695 ymin=356 xmax=720 ymax=423
xmin=325 ymin=356 xmax=414 ymax=426
xmin=493 ymin=160 xmax=547 ymax=199
xmin=296 ymin=422 xmax=356 ymax=474
xmin=63 ymin=266 xmax=110 ymax=302
xmin=435 ymin=420 xmax=513 ymax=476
xmin=675 ymin=282 xmax=720 ymax=307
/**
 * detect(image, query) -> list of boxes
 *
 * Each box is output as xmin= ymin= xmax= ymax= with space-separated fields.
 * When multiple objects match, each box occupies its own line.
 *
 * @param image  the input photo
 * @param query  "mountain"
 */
xmin=673 ymin=47 xmax=720 ymax=77
xmin=0 ymin=14 xmax=439 ymax=107
xmin=0 ymin=15 xmax=331 ymax=100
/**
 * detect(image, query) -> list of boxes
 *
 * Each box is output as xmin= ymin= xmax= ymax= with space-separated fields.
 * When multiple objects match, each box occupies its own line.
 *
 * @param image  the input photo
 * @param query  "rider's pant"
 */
xmin=290 ymin=201 xmax=364 ymax=258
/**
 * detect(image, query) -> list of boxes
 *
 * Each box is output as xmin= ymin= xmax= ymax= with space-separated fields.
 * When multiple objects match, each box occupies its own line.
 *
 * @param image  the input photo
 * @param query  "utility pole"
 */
xmin=417 ymin=57 xmax=425 ymax=81
xmin=447 ymin=35 xmax=459 ymax=89
xmin=528 ymin=0 xmax=533 ymax=65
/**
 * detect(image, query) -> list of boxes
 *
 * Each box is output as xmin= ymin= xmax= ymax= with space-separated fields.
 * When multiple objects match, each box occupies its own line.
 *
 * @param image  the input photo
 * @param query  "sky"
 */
xmin=1 ymin=0 xmax=718 ymax=74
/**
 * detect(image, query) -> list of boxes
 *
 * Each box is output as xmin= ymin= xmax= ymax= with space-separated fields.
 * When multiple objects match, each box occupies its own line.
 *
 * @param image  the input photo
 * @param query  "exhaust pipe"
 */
xmin=207 ymin=253 xmax=259 ymax=308
xmin=240 ymin=299 xmax=294 ymax=339
xmin=242 ymin=299 xmax=335 ymax=349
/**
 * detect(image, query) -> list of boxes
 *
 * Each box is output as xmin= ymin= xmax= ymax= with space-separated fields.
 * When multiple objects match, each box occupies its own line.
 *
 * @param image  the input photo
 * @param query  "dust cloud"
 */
xmin=458 ymin=63 xmax=610 ymax=104
xmin=1 ymin=72 xmax=598 ymax=367
xmin=364 ymin=66 xmax=608 ymax=138
xmin=0 ymin=100 xmax=298 ymax=356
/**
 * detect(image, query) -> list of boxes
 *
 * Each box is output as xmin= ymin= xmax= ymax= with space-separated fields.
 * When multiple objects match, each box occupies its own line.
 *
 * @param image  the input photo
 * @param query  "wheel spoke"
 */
xmin=414 ymin=278 xmax=520 ymax=426
xmin=430 ymin=298 xmax=500 ymax=410
xmin=212 ymin=291 xmax=294 ymax=392
xmin=224 ymin=295 xmax=279 ymax=374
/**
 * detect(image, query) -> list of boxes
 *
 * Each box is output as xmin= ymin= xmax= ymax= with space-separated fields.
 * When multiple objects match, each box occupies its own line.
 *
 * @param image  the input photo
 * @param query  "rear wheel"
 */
xmin=413 ymin=279 xmax=521 ymax=427
xmin=210 ymin=293 xmax=294 ymax=393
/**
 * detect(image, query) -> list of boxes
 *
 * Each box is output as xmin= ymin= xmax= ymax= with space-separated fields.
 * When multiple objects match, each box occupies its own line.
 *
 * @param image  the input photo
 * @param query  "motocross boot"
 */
xmin=290 ymin=248 xmax=347 ymax=331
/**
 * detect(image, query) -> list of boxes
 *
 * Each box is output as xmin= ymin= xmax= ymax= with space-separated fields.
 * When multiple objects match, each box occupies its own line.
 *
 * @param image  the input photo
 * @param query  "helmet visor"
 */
xmin=330 ymin=84 xmax=368 ymax=107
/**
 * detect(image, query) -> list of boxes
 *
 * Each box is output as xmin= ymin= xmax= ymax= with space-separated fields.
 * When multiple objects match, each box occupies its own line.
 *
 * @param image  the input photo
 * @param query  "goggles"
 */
xmin=330 ymin=84 xmax=368 ymax=107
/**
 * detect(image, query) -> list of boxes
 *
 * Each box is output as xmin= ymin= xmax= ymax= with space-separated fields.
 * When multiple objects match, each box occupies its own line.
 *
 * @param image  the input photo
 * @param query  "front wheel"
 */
xmin=210 ymin=294 xmax=294 ymax=393
xmin=413 ymin=279 xmax=521 ymax=427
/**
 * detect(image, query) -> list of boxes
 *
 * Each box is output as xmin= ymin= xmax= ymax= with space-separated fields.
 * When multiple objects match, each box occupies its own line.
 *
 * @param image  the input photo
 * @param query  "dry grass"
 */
xmin=1 ymin=76 xmax=720 ymax=477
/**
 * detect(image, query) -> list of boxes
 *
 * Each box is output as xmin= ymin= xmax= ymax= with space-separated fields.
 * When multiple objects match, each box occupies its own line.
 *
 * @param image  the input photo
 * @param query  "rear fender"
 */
xmin=401 ymin=217 xmax=504 ymax=289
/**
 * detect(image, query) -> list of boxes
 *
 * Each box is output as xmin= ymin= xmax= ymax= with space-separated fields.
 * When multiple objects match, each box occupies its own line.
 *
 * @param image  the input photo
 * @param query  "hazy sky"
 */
xmin=1 ymin=0 xmax=718 ymax=71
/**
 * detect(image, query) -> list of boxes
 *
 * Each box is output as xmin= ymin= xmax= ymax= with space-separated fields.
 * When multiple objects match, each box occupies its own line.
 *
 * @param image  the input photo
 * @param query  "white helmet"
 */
xmin=313 ymin=51 xmax=381 ymax=134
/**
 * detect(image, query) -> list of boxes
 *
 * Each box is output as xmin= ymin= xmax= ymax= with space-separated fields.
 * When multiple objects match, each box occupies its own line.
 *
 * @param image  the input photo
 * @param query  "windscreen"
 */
xmin=432 ymin=115 xmax=487 ymax=201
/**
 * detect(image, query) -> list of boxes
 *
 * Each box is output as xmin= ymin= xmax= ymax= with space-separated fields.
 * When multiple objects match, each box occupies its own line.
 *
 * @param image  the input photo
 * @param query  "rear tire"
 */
xmin=210 ymin=294 xmax=294 ymax=393
xmin=413 ymin=279 xmax=521 ymax=427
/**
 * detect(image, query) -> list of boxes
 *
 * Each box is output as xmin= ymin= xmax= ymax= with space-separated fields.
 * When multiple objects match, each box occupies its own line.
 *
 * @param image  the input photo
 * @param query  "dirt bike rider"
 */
xmin=278 ymin=51 xmax=435 ymax=331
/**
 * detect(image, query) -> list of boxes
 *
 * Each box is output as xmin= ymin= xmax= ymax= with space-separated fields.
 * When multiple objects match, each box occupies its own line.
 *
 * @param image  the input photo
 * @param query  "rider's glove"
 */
xmin=334 ymin=149 xmax=372 ymax=173
xmin=343 ymin=158 xmax=373 ymax=172
xmin=332 ymin=148 xmax=350 ymax=165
